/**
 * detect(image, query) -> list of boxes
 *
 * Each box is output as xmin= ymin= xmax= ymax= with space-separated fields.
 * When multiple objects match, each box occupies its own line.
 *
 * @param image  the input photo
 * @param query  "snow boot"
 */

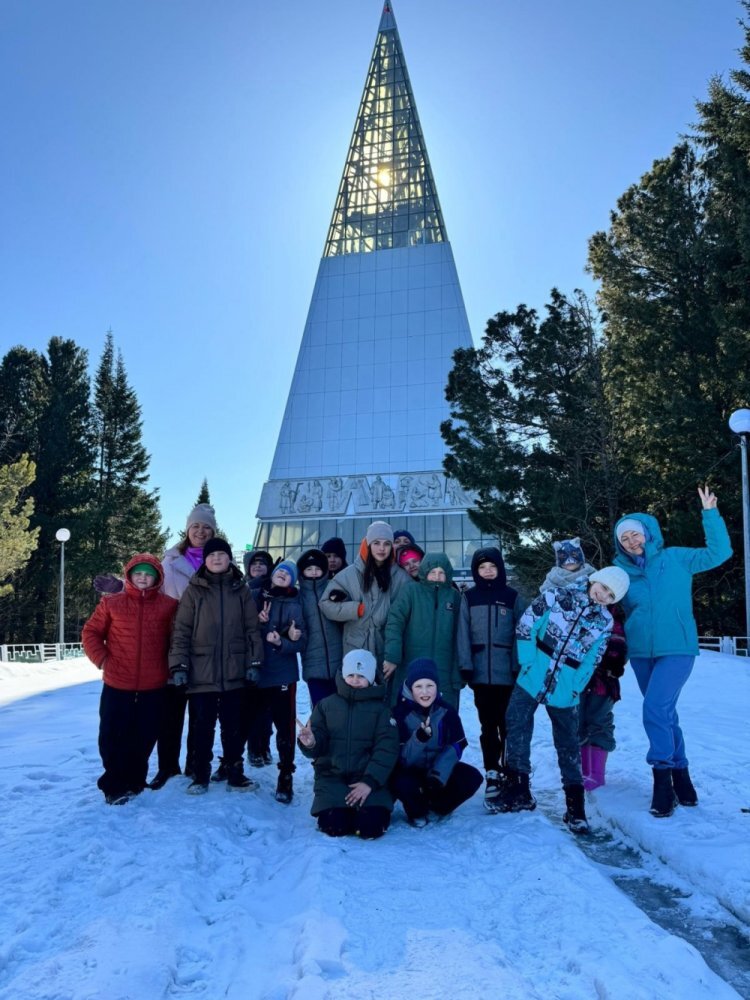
xmin=186 ymin=780 xmax=209 ymax=795
xmin=248 ymin=752 xmax=264 ymax=768
xmin=148 ymin=767 xmax=181 ymax=790
xmin=563 ymin=784 xmax=590 ymax=834
xmin=483 ymin=769 xmax=503 ymax=813
xmin=650 ymin=768 xmax=677 ymax=817
xmin=227 ymin=761 xmax=259 ymax=791
xmin=580 ymin=744 xmax=592 ymax=784
xmin=671 ymin=767 xmax=698 ymax=806
xmin=275 ymin=770 xmax=294 ymax=804
xmin=583 ymin=748 xmax=608 ymax=791
xmin=210 ymin=757 xmax=229 ymax=782
xmin=262 ymin=749 xmax=274 ymax=766
xmin=499 ymin=770 xmax=536 ymax=813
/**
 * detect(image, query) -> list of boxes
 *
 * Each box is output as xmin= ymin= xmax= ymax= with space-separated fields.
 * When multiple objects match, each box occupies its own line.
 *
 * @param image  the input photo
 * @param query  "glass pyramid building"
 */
xmin=255 ymin=2 xmax=492 ymax=571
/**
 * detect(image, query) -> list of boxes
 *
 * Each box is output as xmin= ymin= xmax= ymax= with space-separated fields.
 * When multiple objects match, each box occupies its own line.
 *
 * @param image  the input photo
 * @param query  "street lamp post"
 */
xmin=729 ymin=409 xmax=750 ymax=640
xmin=55 ymin=528 xmax=71 ymax=648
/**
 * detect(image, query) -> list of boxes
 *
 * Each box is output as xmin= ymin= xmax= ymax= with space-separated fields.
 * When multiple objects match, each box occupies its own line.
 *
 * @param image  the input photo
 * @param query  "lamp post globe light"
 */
xmin=55 ymin=528 xmax=70 ymax=648
xmin=728 ymin=410 xmax=750 ymax=641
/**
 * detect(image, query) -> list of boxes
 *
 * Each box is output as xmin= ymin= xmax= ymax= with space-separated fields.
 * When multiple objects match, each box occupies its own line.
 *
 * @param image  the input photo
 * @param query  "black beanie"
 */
xmin=406 ymin=658 xmax=440 ymax=690
xmin=321 ymin=537 xmax=347 ymax=561
xmin=203 ymin=538 xmax=233 ymax=563
xmin=297 ymin=548 xmax=329 ymax=576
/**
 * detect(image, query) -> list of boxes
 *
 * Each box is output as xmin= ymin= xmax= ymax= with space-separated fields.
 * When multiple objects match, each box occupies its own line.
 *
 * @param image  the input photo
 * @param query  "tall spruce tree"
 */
xmin=441 ymin=289 xmax=621 ymax=588
xmin=0 ymin=455 xmax=39 ymax=598
xmin=0 ymin=347 xmax=47 ymax=464
xmin=89 ymin=332 xmax=166 ymax=575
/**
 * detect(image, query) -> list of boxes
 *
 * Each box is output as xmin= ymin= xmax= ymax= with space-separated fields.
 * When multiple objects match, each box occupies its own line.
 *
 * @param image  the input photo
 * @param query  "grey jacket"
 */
xmin=298 ymin=576 xmax=343 ymax=681
xmin=457 ymin=590 xmax=526 ymax=686
xmin=319 ymin=556 xmax=411 ymax=667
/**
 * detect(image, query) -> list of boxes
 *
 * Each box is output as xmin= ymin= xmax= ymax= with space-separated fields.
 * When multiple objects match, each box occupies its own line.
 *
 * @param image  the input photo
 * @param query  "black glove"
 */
xmin=427 ymin=771 xmax=444 ymax=791
xmin=245 ymin=666 xmax=261 ymax=687
xmin=415 ymin=725 xmax=431 ymax=743
xmin=170 ymin=668 xmax=188 ymax=687
xmin=326 ymin=589 xmax=348 ymax=603
xmin=459 ymin=669 xmax=473 ymax=684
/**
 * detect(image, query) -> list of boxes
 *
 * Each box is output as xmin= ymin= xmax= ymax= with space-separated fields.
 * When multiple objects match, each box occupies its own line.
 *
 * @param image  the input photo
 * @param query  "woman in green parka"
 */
xmin=382 ymin=553 xmax=462 ymax=709
xmin=297 ymin=649 xmax=399 ymax=840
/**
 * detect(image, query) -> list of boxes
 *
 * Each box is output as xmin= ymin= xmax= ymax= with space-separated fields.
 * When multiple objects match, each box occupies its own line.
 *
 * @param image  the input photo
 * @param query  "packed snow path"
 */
xmin=0 ymin=653 xmax=748 ymax=999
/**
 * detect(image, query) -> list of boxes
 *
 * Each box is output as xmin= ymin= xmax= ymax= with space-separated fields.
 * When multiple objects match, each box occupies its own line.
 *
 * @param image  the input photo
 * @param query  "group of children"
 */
xmin=82 ymin=519 xmax=630 ymax=837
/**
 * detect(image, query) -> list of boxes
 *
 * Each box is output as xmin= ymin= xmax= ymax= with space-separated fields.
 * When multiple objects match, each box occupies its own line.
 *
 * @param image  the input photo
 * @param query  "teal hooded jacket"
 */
xmin=613 ymin=509 xmax=732 ymax=659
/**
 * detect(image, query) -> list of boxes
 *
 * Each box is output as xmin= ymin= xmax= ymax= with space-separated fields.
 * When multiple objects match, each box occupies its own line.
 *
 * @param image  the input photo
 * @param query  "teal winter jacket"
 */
xmin=613 ymin=509 xmax=732 ymax=659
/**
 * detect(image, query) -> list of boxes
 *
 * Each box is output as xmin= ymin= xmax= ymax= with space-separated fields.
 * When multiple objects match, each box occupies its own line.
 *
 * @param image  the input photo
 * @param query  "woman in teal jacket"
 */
xmin=613 ymin=487 xmax=732 ymax=817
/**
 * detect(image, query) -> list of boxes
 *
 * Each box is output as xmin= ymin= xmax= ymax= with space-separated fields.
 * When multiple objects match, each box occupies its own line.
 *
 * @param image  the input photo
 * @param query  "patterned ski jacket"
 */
xmin=515 ymin=584 xmax=613 ymax=708
xmin=82 ymin=553 xmax=177 ymax=692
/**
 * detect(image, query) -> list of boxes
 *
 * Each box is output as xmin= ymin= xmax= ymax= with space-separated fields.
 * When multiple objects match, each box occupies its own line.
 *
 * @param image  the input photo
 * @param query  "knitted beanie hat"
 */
xmin=589 ymin=566 xmax=630 ymax=603
xmin=186 ymin=503 xmax=217 ymax=532
xmin=297 ymin=548 xmax=329 ymax=576
xmin=128 ymin=562 xmax=159 ymax=578
xmin=393 ymin=529 xmax=416 ymax=546
xmin=366 ymin=521 xmax=394 ymax=546
xmin=320 ymin=537 xmax=347 ymax=561
xmin=342 ymin=649 xmax=376 ymax=684
xmin=616 ymin=518 xmax=647 ymax=541
xmin=272 ymin=559 xmax=298 ymax=587
xmin=202 ymin=538 xmax=232 ymax=563
xmin=406 ymin=657 xmax=439 ymax=690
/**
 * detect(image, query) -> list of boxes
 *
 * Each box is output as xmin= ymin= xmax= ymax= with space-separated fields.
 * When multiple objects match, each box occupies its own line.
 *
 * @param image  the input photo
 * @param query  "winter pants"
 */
xmin=306 ymin=678 xmax=337 ymax=709
xmin=505 ymin=685 xmax=582 ymax=787
xmin=98 ymin=684 xmax=164 ymax=801
xmin=578 ymin=692 xmax=616 ymax=752
xmin=317 ymin=806 xmax=391 ymax=840
xmin=392 ymin=762 xmax=483 ymax=821
xmin=251 ymin=684 xmax=297 ymax=774
xmin=629 ymin=655 xmax=694 ymax=769
xmin=247 ymin=695 xmax=273 ymax=757
xmin=188 ymin=689 xmax=245 ymax=784
xmin=472 ymin=683 xmax=514 ymax=772
xmin=154 ymin=684 xmax=194 ymax=774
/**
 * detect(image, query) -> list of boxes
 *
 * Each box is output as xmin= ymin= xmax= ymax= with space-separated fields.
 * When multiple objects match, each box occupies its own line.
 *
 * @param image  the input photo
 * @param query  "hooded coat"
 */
xmin=319 ymin=539 xmax=410 ymax=666
xmin=613 ymin=509 xmax=732 ymax=659
xmin=383 ymin=553 xmax=462 ymax=706
xmin=82 ymin=553 xmax=177 ymax=692
xmin=457 ymin=547 xmax=525 ymax=686
xmin=169 ymin=563 xmax=263 ymax=694
xmin=298 ymin=672 xmax=399 ymax=815
xmin=515 ymin=583 xmax=613 ymax=708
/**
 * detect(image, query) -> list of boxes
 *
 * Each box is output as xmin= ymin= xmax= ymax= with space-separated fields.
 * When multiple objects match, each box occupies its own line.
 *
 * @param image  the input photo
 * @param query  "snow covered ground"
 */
xmin=0 ymin=651 xmax=748 ymax=1000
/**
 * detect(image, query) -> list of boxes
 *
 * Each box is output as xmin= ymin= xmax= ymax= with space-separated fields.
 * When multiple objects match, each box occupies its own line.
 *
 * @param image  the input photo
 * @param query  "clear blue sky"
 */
xmin=0 ymin=0 xmax=744 ymax=551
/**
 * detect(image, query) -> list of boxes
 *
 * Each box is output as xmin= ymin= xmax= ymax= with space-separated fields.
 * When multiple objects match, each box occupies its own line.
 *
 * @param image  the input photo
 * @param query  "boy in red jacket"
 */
xmin=82 ymin=553 xmax=177 ymax=804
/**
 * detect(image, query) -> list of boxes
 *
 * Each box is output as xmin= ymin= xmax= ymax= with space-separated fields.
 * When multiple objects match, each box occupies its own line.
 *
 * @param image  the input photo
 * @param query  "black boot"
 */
xmin=650 ymin=768 xmax=677 ymax=817
xmin=148 ymin=766 xmax=181 ymax=790
xmin=210 ymin=757 xmax=229 ymax=782
xmin=275 ymin=770 xmax=294 ymax=804
xmin=227 ymin=760 xmax=258 ymax=791
xmin=499 ymin=770 xmax=536 ymax=813
xmin=563 ymin=784 xmax=590 ymax=834
xmin=671 ymin=767 xmax=698 ymax=806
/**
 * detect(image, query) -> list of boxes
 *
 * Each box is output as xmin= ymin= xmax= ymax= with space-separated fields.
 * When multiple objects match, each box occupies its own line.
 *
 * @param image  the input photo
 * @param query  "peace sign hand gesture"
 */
xmin=258 ymin=601 xmax=271 ymax=624
xmin=698 ymin=485 xmax=718 ymax=510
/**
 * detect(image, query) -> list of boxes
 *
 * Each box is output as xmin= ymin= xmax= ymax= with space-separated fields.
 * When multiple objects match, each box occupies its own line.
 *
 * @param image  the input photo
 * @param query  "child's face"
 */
xmin=327 ymin=553 xmax=343 ymax=573
xmin=589 ymin=581 xmax=616 ymax=606
xmin=411 ymin=679 xmax=437 ymax=708
xmin=561 ymin=559 xmax=582 ymax=572
xmin=344 ymin=672 xmax=370 ymax=688
xmin=188 ymin=523 xmax=214 ymax=548
xmin=272 ymin=568 xmax=292 ymax=588
xmin=249 ymin=560 xmax=267 ymax=578
xmin=303 ymin=565 xmax=324 ymax=579
xmin=130 ymin=571 xmax=157 ymax=591
xmin=401 ymin=556 xmax=421 ymax=579
xmin=426 ymin=567 xmax=446 ymax=583
xmin=477 ymin=561 xmax=498 ymax=580
xmin=205 ymin=551 xmax=230 ymax=574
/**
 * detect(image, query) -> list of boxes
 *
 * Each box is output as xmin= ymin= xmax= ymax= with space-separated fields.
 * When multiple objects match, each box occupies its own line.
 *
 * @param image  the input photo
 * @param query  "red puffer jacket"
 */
xmin=82 ymin=553 xmax=178 ymax=691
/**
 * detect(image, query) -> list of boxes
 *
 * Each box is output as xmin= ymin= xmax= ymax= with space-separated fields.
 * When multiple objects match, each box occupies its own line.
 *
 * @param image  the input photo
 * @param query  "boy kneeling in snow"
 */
xmin=501 ymin=567 xmax=630 ymax=834
xmin=297 ymin=650 xmax=399 ymax=840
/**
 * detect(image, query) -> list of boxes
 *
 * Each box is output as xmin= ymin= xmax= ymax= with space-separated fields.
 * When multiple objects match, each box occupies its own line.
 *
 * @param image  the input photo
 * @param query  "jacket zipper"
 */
xmin=541 ymin=606 xmax=586 ymax=701
xmin=487 ymin=602 xmax=494 ymax=684
xmin=136 ymin=590 xmax=145 ymax=692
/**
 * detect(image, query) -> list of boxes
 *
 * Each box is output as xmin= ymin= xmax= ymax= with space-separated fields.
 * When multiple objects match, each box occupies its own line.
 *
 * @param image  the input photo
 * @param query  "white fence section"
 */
xmin=698 ymin=636 xmax=750 ymax=657
xmin=0 ymin=643 xmax=85 ymax=663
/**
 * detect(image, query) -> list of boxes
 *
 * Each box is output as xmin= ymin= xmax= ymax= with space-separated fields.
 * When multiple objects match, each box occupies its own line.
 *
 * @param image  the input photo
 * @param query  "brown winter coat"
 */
xmin=169 ymin=564 xmax=263 ymax=694
xmin=82 ymin=553 xmax=177 ymax=692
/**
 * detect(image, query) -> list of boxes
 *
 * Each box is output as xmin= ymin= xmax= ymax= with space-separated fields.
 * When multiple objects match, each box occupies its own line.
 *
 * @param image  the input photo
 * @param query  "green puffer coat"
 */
xmin=299 ymin=673 xmax=399 ymax=816
xmin=382 ymin=553 xmax=461 ymax=707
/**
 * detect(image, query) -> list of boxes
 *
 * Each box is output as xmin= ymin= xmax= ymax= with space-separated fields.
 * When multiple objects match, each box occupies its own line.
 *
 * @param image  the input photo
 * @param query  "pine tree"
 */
xmin=0 ymin=347 xmax=47 ymax=464
xmin=0 ymin=455 xmax=39 ymax=598
xmin=442 ymin=289 xmax=621 ymax=588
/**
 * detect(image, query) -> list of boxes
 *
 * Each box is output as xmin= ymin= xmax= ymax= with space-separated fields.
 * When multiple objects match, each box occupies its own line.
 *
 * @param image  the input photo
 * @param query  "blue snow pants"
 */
xmin=629 ymin=655 xmax=694 ymax=769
